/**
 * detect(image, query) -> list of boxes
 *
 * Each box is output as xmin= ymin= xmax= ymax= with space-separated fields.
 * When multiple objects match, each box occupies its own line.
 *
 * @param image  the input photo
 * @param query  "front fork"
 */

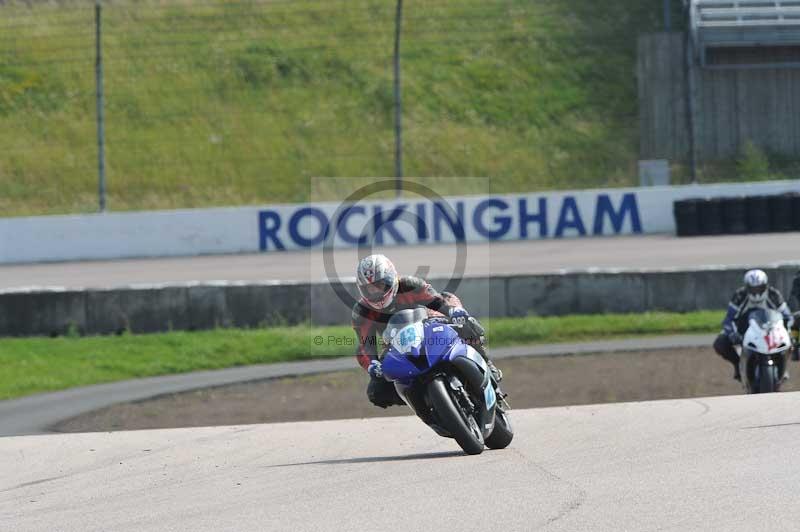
xmin=739 ymin=348 xmax=753 ymax=392
xmin=450 ymin=349 xmax=498 ymax=436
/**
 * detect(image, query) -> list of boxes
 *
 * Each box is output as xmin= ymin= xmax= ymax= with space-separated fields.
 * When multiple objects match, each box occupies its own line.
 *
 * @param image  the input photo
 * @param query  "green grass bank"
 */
xmin=0 ymin=310 xmax=721 ymax=400
xmin=0 ymin=0 xmax=679 ymax=216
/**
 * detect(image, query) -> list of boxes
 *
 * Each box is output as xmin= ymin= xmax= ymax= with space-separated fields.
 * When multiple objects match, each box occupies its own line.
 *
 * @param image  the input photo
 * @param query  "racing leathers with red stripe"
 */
xmin=352 ymin=276 xmax=468 ymax=408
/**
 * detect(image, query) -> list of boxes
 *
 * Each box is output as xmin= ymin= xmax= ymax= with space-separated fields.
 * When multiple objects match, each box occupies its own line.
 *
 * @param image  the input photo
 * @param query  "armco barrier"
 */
xmin=1 ymin=267 xmax=798 ymax=337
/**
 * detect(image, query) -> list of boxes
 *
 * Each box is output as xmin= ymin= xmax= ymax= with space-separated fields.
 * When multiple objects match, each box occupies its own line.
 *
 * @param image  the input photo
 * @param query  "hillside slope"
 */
xmin=0 ymin=0 xmax=668 ymax=215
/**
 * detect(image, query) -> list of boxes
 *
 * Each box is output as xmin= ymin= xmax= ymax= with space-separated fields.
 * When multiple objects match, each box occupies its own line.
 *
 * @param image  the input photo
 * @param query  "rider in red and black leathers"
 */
xmin=352 ymin=253 xmax=498 ymax=408
xmin=352 ymin=275 xmax=463 ymax=407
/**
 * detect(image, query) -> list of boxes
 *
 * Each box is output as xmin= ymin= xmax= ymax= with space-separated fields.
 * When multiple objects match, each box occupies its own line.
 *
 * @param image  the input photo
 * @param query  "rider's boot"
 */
xmin=473 ymin=343 xmax=502 ymax=382
xmin=486 ymin=359 xmax=503 ymax=383
xmin=721 ymin=348 xmax=741 ymax=382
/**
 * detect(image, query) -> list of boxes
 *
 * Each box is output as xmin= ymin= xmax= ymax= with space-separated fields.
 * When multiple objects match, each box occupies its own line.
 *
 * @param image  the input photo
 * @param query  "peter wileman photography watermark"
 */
xmin=313 ymin=334 xmax=358 ymax=347
xmin=307 ymin=177 xmax=492 ymax=353
xmin=312 ymin=332 xmax=477 ymax=348
xmin=320 ymin=178 xmax=472 ymax=311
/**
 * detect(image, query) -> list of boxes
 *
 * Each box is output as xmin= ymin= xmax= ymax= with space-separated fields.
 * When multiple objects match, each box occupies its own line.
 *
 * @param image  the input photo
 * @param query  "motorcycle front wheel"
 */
xmin=758 ymin=364 xmax=777 ymax=394
xmin=427 ymin=377 xmax=484 ymax=455
xmin=485 ymin=408 xmax=514 ymax=450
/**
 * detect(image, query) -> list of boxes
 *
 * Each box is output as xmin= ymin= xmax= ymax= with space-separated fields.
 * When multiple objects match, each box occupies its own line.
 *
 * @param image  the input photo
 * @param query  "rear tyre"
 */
xmin=758 ymin=364 xmax=777 ymax=394
xmin=485 ymin=408 xmax=514 ymax=450
xmin=427 ymin=377 xmax=484 ymax=455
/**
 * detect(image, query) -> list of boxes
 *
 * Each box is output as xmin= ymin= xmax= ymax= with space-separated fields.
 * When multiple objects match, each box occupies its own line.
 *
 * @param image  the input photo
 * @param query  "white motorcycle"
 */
xmin=739 ymin=309 xmax=792 ymax=394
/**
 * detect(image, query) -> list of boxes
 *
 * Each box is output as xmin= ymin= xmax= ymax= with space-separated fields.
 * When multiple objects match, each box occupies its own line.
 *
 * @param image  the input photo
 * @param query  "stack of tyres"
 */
xmin=790 ymin=193 xmax=800 ymax=230
xmin=746 ymin=195 xmax=772 ymax=233
xmin=720 ymin=196 xmax=747 ymax=234
xmin=697 ymin=197 xmax=724 ymax=235
xmin=674 ymin=193 xmax=800 ymax=237
xmin=769 ymin=194 xmax=795 ymax=232
xmin=673 ymin=198 xmax=702 ymax=236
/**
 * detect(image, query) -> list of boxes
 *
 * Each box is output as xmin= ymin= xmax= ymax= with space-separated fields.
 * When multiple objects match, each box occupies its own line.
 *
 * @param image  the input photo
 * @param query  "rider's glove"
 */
xmin=367 ymin=360 xmax=383 ymax=379
xmin=727 ymin=330 xmax=743 ymax=345
xmin=449 ymin=307 xmax=469 ymax=325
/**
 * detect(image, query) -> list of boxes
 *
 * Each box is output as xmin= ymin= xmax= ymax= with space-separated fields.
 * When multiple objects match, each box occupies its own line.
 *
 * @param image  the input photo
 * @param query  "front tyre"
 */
xmin=427 ymin=377 xmax=484 ymax=455
xmin=758 ymin=363 xmax=777 ymax=394
xmin=485 ymin=408 xmax=514 ymax=449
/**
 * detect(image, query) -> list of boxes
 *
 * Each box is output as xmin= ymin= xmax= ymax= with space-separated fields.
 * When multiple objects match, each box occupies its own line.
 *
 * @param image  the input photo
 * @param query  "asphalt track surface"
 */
xmin=0 ymin=335 xmax=710 ymax=437
xmin=2 ymin=233 xmax=800 ymax=290
xmin=4 ymin=392 xmax=800 ymax=531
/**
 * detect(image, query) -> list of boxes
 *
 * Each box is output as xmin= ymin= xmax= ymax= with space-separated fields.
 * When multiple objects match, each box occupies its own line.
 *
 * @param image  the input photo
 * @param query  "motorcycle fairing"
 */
xmin=383 ymin=319 xmax=497 ymax=437
xmin=742 ymin=309 xmax=792 ymax=356
xmin=382 ymin=321 xmax=463 ymax=383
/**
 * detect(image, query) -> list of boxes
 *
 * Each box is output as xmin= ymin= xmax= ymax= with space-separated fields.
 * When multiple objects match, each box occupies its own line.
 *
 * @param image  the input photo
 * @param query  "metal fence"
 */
xmin=1 ymin=0 xmax=664 ymax=216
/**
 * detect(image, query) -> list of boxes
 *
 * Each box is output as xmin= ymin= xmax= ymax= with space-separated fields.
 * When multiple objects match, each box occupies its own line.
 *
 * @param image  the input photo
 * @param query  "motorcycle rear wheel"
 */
xmin=427 ymin=377 xmax=484 ymax=455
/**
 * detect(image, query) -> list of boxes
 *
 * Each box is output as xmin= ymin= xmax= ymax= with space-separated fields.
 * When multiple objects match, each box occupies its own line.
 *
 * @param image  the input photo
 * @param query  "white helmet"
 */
xmin=744 ymin=269 xmax=769 ymax=304
xmin=356 ymin=254 xmax=399 ymax=310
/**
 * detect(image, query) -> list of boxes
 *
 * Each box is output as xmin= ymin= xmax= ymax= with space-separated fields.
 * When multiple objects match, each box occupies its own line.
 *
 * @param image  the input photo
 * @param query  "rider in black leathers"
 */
xmin=791 ymin=270 xmax=800 ymax=360
xmin=713 ymin=269 xmax=796 ymax=381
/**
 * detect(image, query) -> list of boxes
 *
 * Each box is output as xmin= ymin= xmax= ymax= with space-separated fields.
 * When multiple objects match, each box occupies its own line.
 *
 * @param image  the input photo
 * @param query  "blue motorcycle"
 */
xmin=380 ymin=308 xmax=513 ymax=455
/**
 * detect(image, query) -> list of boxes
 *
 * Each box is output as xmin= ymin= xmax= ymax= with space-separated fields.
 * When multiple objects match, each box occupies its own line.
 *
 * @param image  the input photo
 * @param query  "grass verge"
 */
xmin=0 ymin=0 xmax=672 ymax=215
xmin=0 ymin=310 xmax=722 ymax=400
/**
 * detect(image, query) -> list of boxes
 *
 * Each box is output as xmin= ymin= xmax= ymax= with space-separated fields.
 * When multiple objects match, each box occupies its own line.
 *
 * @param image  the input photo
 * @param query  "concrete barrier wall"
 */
xmin=1 ymin=267 xmax=797 ymax=337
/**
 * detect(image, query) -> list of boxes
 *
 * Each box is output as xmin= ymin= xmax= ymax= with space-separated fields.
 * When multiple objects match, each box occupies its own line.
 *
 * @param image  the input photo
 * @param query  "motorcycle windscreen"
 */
xmin=748 ymin=308 xmax=783 ymax=330
xmin=382 ymin=308 xmax=428 ymax=346
xmin=382 ymin=319 xmax=426 ymax=381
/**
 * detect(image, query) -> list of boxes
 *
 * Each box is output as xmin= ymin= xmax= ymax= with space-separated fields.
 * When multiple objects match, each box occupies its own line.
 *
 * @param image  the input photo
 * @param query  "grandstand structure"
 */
xmin=690 ymin=0 xmax=800 ymax=67
xmin=639 ymin=1 xmax=800 ymax=167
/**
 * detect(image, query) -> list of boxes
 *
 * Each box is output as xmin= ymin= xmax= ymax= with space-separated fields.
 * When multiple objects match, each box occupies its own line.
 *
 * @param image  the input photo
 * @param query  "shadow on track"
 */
xmin=269 ymin=450 xmax=464 ymax=468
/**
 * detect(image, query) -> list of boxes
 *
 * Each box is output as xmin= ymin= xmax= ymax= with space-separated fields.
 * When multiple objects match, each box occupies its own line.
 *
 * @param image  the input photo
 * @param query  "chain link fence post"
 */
xmin=664 ymin=0 xmax=672 ymax=31
xmin=393 ymin=0 xmax=404 ymax=197
xmin=683 ymin=3 xmax=698 ymax=184
xmin=95 ymin=0 xmax=107 ymax=211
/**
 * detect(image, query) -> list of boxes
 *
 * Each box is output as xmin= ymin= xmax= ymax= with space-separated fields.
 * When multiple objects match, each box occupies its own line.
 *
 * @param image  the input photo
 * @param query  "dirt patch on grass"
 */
xmin=53 ymin=347 xmax=799 ymax=433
